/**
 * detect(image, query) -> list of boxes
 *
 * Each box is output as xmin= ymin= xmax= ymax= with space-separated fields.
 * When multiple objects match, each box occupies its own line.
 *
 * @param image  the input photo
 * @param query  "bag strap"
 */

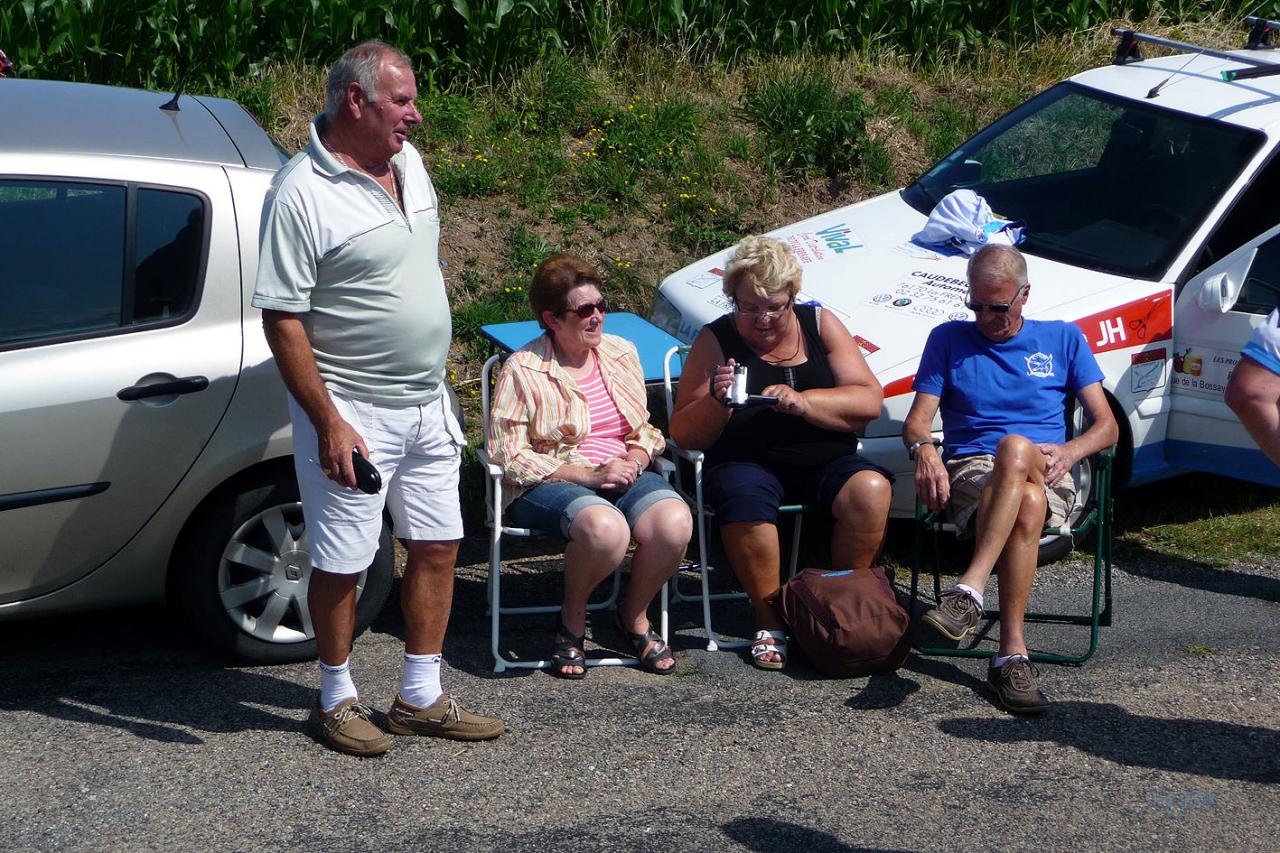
xmin=788 ymin=573 xmax=839 ymax=631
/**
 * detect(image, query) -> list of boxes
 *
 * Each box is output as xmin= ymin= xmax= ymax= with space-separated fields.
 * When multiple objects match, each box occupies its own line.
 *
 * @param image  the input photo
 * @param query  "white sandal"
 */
xmin=750 ymin=629 xmax=788 ymax=671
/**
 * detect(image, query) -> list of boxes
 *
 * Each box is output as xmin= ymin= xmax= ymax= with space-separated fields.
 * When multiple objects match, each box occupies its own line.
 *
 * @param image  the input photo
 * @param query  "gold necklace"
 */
xmin=759 ymin=319 xmax=803 ymax=365
xmin=322 ymin=136 xmax=401 ymax=205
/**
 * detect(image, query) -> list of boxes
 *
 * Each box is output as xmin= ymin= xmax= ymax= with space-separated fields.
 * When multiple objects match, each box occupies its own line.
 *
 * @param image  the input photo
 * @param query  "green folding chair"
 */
xmin=909 ymin=440 xmax=1115 ymax=666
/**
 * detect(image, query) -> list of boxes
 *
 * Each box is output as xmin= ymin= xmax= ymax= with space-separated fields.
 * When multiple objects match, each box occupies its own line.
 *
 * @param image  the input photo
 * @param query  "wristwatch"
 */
xmin=906 ymin=438 xmax=943 ymax=460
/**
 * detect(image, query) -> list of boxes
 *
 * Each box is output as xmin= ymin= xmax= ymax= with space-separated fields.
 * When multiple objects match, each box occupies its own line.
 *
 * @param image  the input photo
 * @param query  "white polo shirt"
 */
xmin=253 ymin=117 xmax=451 ymax=405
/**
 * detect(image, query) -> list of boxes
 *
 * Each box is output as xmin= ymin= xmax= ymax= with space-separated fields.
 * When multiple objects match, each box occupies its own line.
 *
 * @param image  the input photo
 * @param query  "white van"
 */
xmin=652 ymin=22 xmax=1280 ymax=533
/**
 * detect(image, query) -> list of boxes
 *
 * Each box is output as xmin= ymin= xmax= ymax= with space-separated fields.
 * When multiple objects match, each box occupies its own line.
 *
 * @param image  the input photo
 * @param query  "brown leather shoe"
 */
xmin=306 ymin=698 xmax=391 ymax=757
xmin=922 ymin=589 xmax=981 ymax=641
xmin=386 ymin=693 xmax=504 ymax=741
xmin=987 ymin=657 xmax=1051 ymax=715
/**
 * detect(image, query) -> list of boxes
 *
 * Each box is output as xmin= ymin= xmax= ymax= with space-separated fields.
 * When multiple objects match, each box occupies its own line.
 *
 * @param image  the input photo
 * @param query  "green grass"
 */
xmin=742 ymin=63 xmax=875 ymax=179
xmin=1114 ymin=474 xmax=1280 ymax=566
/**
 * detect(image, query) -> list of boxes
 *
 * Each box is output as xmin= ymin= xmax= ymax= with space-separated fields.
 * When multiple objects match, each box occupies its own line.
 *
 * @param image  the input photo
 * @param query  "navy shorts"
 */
xmin=703 ymin=454 xmax=893 ymax=526
xmin=506 ymin=471 xmax=682 ymax=541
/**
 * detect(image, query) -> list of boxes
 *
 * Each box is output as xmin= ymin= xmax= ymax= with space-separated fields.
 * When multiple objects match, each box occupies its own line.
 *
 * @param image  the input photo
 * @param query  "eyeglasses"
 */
xmin=965 ymin=285 xmax=1026 ymax=314
xmin=734 ymin=298 xmax=792 ymax=320
xmin=560 ymin=298 xmax=608 ymax=319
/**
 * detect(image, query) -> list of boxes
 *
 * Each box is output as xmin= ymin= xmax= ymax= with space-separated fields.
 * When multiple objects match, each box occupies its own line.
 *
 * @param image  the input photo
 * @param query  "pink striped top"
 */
xmin=575 ymin=355 xmax=628 ymax=464
xmin=488 ymin=332 xmax=664 ymax=508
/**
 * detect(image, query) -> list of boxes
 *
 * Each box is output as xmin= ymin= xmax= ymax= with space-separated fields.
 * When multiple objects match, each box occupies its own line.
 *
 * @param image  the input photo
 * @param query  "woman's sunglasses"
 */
xmin=560 ymin=298 xmax=608 ymax=319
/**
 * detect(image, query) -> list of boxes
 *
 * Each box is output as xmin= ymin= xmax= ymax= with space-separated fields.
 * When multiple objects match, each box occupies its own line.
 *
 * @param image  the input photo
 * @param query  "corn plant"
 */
xmin=2 ymin=1 xmax=1268 ymax=93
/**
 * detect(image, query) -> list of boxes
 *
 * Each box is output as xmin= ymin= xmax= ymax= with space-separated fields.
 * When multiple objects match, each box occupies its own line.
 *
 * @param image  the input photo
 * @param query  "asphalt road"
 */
xmin=2 ymin=537 xmax=1278 ymax=852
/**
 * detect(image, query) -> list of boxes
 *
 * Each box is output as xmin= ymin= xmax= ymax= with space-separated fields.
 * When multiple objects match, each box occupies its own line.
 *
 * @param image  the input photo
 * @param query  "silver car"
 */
xmin=0 ymin=79 xmax=394 ymax=662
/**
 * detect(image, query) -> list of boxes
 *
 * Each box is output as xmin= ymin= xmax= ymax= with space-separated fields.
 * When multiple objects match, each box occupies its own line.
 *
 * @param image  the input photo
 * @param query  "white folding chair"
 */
xmin=662 ymin=345 xmax=806 ymax=651
xmin=479 ymin=352 xmax=668 ymax=673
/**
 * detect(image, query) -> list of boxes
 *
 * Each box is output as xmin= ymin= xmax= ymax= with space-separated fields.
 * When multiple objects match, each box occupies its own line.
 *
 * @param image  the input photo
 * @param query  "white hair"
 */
xmin=323 ymin=41 xmax=413 ymax=124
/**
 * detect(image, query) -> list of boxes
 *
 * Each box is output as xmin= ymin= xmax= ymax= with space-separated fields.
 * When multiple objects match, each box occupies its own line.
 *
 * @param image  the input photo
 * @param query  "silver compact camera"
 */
xmin=724 ymin=364 xmax=779 ymax=408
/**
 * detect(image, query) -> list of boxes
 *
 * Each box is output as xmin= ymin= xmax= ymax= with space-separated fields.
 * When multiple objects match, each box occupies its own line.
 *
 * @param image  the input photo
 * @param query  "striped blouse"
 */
xmin=575 ymin=355 xmax=629 ymax=464
xmin=487 ymin=332 xmax=665 ymax=507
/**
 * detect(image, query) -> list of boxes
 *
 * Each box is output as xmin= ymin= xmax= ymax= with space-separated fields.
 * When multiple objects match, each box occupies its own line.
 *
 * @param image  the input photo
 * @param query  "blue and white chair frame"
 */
xmin=479 ymin=353 xmax=669 ymax=673
xmin=661 ymin=345 xmax=805 ymax=651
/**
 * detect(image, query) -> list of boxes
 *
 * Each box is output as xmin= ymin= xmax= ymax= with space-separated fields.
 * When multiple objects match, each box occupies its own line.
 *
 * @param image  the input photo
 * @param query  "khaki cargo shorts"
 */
xmin=945 ymin=454 xmax=1076 ymax=536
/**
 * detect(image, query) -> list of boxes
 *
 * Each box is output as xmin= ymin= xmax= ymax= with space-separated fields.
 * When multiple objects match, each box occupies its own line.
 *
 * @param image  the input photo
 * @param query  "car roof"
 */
xmin=1073 ymin=50 xmax=1280 ymax=133
xmin=0 ymin=78 xmax=283 ymax=170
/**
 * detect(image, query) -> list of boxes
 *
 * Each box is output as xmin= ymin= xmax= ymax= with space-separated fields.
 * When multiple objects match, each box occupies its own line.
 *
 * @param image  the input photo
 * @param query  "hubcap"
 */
xmin=217 ymin=502 xmax=367 ymax=644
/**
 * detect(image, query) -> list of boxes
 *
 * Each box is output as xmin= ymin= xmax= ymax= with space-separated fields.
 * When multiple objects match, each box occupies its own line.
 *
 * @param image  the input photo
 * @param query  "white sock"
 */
xmin=955 ymin=583 xmax=984 ymax=610
xmin=990 ymin=652 xmax=1028 ymax=669
xmin=318 ymin=658 xmax=358 ymax=712
xmin=400 ymin=652 xmax=443 ymax=708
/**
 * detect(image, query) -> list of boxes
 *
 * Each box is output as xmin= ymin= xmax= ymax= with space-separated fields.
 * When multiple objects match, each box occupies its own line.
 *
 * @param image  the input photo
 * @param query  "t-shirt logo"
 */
xmin=1026 ymin=352 xmax=1054 ymax=378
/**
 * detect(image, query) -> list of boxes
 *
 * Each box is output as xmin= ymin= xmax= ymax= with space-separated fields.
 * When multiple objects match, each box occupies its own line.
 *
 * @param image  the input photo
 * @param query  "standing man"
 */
xmin=902 ymin=245 xmax=1117 ymax=714
xmin=253 ymin=41 xmax=503 ymax=756
xmin=1226 ymin=309 xmax=1280 ymax=467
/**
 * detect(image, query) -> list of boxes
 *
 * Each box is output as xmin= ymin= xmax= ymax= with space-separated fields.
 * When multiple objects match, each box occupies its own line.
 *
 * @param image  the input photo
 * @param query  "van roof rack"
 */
xmin=1112 ymin=17 xmax=1280 ymax=83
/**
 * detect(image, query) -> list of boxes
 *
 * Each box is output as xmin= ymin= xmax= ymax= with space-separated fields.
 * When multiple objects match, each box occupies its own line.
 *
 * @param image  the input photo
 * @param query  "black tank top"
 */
xmin=707 ymin=303 xmax=857 ymax=469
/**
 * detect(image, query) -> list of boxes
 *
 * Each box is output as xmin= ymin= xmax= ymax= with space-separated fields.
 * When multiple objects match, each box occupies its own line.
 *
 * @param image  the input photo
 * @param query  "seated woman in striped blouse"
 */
xmin=487 ymin=254 xmax=692 ymax=679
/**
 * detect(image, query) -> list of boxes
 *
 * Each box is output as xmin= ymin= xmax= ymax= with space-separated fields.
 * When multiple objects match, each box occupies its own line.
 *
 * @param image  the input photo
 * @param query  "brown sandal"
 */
xmin=550 ymin=617 xmax=587 ymax=680
xmin=615 ymin=612 xmax=676 ymax=675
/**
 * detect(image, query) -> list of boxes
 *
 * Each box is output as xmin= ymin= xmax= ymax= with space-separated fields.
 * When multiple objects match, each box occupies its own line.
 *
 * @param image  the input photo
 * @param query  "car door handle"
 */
xmin=117 ymin=375 xmax=210 ymax=401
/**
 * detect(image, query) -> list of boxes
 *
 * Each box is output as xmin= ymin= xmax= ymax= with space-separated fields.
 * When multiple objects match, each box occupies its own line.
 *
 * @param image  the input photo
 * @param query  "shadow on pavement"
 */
xmin=844 ymin=672 xmax=922 ymax=710
xmin=844 ymin=655 xmax=1006 ymax=714
xmin=1118 ymin=547 xmax=1280 ymax=603
xmin=939 ymin=701 xmax=1280 ymax=783
xmin=722 ymin=817 xmax=916 ymax=853
xmin=0 ymin=607 xmax=311 ymax=744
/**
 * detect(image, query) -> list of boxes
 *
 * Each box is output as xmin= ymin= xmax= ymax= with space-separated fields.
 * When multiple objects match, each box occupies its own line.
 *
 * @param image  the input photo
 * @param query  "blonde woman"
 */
xmin=670 ymin=236 xmax=892 ymax=670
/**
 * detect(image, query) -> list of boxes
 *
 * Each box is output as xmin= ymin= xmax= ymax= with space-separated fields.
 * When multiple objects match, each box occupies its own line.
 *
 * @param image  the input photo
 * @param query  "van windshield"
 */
xmin=902 ymin=82 xmax=1265 ymax=280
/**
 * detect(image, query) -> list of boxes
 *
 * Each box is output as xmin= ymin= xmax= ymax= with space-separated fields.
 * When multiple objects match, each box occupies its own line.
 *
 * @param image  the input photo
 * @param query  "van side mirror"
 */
xmin=1198 ymin=272 xmax=1240 ymax=313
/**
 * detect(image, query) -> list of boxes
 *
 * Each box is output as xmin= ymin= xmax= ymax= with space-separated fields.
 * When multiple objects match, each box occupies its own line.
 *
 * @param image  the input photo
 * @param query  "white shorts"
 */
xmin=290 ymin=390 xmax=465 ymax=574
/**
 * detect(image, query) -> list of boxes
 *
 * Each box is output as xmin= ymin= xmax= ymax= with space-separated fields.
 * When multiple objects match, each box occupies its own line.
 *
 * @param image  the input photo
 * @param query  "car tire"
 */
xmin=173 ymin=472 xmax=395 ymax=664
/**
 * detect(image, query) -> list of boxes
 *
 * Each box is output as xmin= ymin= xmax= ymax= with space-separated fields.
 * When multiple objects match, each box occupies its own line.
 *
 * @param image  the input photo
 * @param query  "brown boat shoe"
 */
xmin=386 ymin=693 xmax=504 ymax=741
xmin=306 ymin=698 xmax=391 ymax=757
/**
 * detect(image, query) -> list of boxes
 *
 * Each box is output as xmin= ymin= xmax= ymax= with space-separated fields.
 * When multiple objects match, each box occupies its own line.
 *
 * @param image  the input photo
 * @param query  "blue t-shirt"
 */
xmin=1242 ymin=308 xmax=1280 ymax=376
xmin=912 ymin=319 xmax=1105 ymax=460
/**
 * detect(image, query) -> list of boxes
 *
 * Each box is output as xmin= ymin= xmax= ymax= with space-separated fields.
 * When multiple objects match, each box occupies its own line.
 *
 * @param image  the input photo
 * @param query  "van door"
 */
xmin=1165 ymin=223 xmax=1280 ymax=486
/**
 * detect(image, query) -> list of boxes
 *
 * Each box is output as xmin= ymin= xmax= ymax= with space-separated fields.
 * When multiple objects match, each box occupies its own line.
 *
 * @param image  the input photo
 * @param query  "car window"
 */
xmin=976 ymin=94 xmax=1121 ymax=184
xmin=0 ymin=180 xmax=206 ymax=349
xmin=904 ymin=83 xmax=1265 ymax=281
xmin=135 ymin=189 xmax=205 ymax=322
xmin=1235 ymin=233 xmax=1280 ymax=315
xmin=1194 ymin=152 xmax=1280 ymax=277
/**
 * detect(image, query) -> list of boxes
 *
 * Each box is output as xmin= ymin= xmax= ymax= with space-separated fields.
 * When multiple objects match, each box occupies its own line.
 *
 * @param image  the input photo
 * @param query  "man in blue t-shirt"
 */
xmin=1227 ymin=308 xmax=1280 ymax=468
xmin=902 ymin=245 xmax=1118 ymax=714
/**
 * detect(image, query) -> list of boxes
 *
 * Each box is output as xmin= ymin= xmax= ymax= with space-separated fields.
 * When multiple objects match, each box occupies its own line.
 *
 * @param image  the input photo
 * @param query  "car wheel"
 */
xmin=174 ymin=473 xmax=395 ymax=664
